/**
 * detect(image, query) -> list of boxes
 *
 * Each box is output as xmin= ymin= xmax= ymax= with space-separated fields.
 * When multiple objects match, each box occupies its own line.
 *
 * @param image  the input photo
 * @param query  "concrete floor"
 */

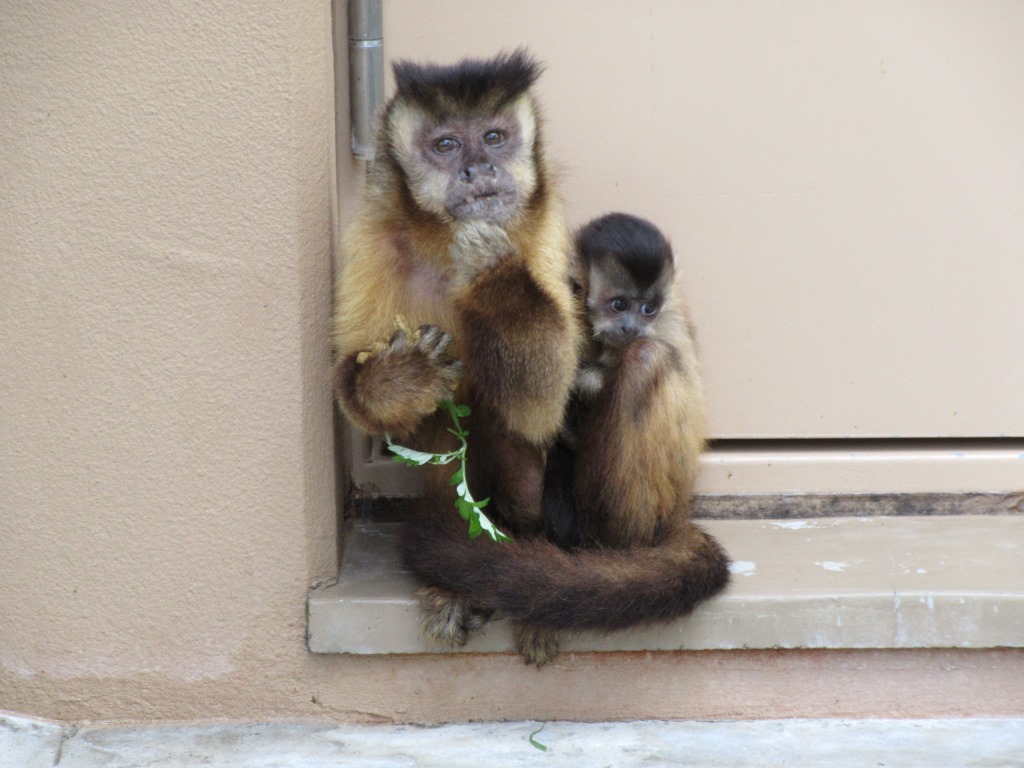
xmin=4 ymin=714 xmax=1024 ymax=767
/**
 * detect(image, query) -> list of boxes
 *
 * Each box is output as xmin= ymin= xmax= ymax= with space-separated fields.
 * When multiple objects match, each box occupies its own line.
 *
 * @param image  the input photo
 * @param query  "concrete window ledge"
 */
xmin=307 ymin=515 xmax=1024 ymax=655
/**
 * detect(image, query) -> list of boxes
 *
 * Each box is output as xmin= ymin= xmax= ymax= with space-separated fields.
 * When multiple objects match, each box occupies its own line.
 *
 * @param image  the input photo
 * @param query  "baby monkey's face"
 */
xmin=586 ymin=255 xmax=671 ymax=349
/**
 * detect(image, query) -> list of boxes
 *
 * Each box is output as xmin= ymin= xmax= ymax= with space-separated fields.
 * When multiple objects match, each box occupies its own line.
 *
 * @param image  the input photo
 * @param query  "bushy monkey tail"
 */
xmin=398 ymin=499 xmax=731 ymax=632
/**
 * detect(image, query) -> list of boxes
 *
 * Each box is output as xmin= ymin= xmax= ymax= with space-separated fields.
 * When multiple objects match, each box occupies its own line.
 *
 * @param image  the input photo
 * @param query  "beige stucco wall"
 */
xmin=2 ymin=1 xmax=1023 ymax=725
xmin=0 ymin=0 xmax=343 ymax=721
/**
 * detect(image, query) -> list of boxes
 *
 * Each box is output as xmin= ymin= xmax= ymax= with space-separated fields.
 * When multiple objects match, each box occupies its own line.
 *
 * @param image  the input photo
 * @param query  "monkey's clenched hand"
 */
xmin=450 ymin=221 xmax=517 ymax=285
xmin=334 ymin=324 xmax=462 ymax=439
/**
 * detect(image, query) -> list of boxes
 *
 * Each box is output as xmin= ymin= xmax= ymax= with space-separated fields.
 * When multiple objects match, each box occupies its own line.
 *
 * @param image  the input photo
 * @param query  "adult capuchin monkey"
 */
xmin=334 ymin=51 xmax=727 ymax=665
xmin=333 ymin=50 xmax=583 ymax=643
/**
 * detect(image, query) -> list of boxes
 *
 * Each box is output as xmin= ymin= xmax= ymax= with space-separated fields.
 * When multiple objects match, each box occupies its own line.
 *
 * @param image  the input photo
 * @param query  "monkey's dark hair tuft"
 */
xmin=576 ymin=213 xmax=674 ymax=288
xmin=392 ymin=48 xmax=543 ymax=114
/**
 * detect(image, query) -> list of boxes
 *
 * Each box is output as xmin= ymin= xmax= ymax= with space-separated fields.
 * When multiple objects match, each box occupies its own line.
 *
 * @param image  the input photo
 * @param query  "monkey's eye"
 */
xmin=482 ymin=130 xmax=507 ymax=147
xmin=610 ymin=298 xmax=629 ymax=313
xmin=433 ymin=137 xmax=462 ymax=155
xmin=640 ymin=302 xmax=659 ymax=316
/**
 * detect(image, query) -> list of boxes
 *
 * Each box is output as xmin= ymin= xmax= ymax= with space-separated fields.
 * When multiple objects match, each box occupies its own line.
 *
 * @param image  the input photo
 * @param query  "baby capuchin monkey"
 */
xmin=522 ymin=212 xmax=730 ymax=664
xmin=545 ymin=212 xmax=706 ymax=550
xmin=403 ymin=212 xmax=730 ymax=667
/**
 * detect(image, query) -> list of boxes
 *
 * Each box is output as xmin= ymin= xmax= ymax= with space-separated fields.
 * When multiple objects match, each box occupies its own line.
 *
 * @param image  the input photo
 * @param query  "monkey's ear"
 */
xmin=567 ymin=249 xmax=587 ymax=296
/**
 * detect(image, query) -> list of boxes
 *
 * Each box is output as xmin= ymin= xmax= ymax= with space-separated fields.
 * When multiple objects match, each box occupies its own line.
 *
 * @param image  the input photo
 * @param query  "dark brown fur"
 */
xmin=400 ymin=496 xmax=729 ymax=632
xmin=459 ymin=259 xmax=571 ymax=415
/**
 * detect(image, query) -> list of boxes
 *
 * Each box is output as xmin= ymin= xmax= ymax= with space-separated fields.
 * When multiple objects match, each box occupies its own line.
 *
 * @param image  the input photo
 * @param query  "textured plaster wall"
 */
xmin=0 ymin=0 xmax=341 ymax=720
xmin=2 ymin=1 xmax=1022 ymax=725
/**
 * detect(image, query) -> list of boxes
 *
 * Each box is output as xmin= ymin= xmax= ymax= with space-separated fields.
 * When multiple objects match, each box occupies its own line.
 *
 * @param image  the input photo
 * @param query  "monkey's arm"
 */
xmin=332 ymin=230 xmax=461 ymax=439
xmin=452 ymin=222 xmax=580 ymax=445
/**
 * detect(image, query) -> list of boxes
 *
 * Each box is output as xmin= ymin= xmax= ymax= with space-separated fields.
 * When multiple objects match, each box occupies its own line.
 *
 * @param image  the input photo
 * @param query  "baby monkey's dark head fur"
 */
xmin=576 ymin=213 xmax=676 ymax=348
xmin=383 ymin=49 xmax=546 ymax=226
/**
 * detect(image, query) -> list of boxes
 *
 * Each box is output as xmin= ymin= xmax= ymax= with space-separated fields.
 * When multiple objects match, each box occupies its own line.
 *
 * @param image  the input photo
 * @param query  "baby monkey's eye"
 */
xmin=433 ymin=137 xmax=462 ymax=154
xmin=610 ymin=298 xmax=629 ymax=313
xmin=482 ymin=130 xmax=506 ymax=146
xmin=640 ymin=303 xmax=659 ymax=316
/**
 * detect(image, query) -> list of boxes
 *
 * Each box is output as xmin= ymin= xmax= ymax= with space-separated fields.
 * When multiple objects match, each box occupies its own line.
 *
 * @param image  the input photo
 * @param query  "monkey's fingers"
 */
xmin=408 ymin=325 xmax=463 ymax=396
xmin=438 ymin=359 xmax=463 ymax=394
xmin=415 ymin=324 xmax=454 ymax=358
xmin=393 ymin=313 xmax=413 ymax=336
xmin=355 ymin=341 xmax=389 ymax=365
xmin=387 ymin=327 xmax=411 ymax=352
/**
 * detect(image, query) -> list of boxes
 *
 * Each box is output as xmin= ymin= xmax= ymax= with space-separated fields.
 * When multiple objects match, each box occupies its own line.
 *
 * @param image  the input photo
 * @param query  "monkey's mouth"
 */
xmin=448 ymin=187 xmax=518 ymax=222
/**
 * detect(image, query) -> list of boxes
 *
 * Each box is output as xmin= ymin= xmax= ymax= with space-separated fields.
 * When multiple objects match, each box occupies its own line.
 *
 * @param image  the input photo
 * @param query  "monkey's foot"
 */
xmin=417 ymin=587 xmax=492 ymax=648
xmin=513 ymin=625 xmax=561 ymax=668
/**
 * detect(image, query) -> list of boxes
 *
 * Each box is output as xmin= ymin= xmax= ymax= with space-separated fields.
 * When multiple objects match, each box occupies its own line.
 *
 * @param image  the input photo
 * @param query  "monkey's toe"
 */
xmin=418 ymin=588 xmax=483 ymax=648
xmin=463 ymin=605 xmax=494 ymax=634
xmin=514 ymin=625 xmax=560 ymax=668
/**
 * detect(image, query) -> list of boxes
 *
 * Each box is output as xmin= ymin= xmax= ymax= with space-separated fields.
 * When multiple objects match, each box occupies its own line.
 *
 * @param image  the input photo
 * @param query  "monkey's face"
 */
xmin=388 ymin=96 xmax=539 ymax=225
xmin=587 ymin=257 xmax=671 ymax=349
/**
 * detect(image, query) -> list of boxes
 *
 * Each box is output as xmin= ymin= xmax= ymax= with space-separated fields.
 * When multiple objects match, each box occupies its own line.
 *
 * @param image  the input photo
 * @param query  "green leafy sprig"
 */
xmin=385 ymin=400 xmax=512 ymax=543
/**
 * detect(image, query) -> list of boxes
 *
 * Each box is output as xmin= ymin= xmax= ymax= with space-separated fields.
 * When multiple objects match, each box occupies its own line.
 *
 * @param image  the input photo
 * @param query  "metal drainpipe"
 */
xmin=348 ymin=0 xmax=384 ymax=161
xmin=338 ymin=1 xmax=387 ymax=498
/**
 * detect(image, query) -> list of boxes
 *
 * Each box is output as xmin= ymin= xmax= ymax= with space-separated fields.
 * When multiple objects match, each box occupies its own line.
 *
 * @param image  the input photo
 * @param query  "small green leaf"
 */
xmin=385 ymin=443 xmax=436 ymax=466
xmin=528 ymin=723 xmax=548 ymax=752
xmin=454 ymin=405 xmax=471 ymax=418
xmin=455 ymin=496 xmax=474 ymax=522
xmin=475 ymin=510 xmax=511 ymax=542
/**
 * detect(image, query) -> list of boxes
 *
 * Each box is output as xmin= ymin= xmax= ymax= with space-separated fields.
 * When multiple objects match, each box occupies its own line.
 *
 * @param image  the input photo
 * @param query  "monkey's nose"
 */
xmin=460 ymin=163 xmax=496 ymax=183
